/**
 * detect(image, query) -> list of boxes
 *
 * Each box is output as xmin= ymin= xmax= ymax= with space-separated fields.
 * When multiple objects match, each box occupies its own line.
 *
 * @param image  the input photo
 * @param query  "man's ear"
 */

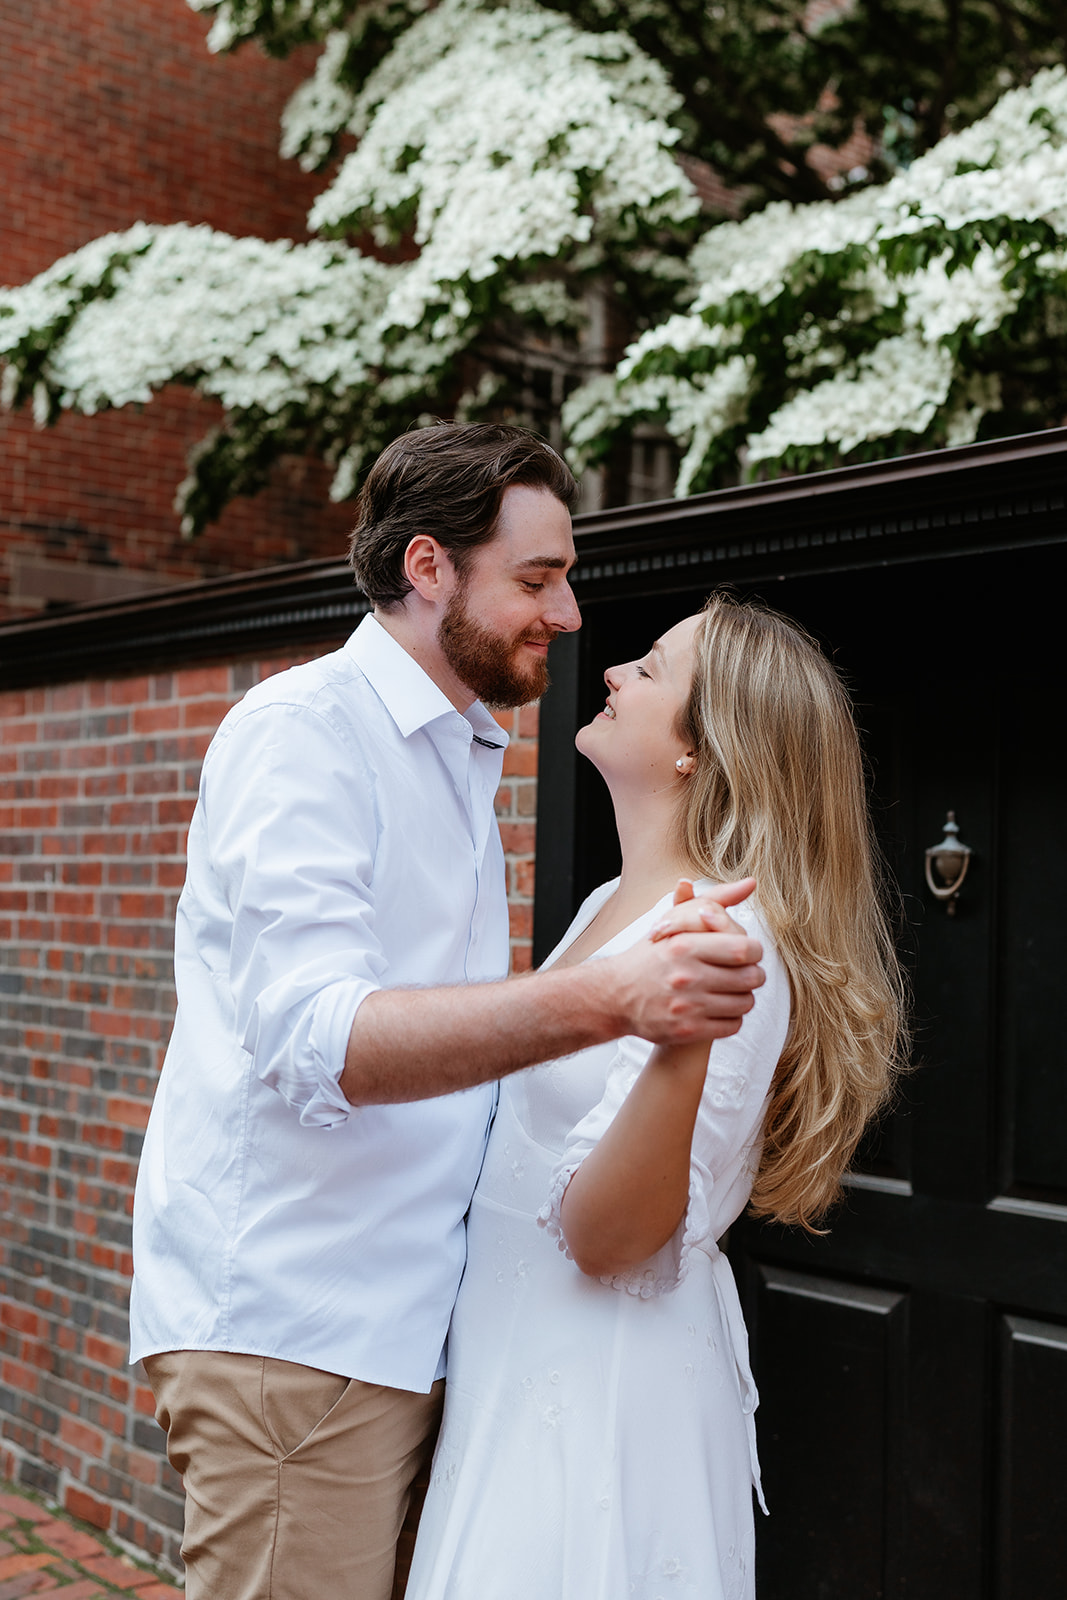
xmin=403 ymin=536 xmax=457 ymax=603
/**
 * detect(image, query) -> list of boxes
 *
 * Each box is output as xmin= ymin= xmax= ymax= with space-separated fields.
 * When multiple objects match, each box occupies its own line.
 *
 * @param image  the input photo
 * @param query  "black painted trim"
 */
xmin=0 ymin=560 xmax=369 ymax=687
xmin=532 ymin=631 xmax=580 ymax=966
xmin=567 ymin=428 xmax=1067 ymax=600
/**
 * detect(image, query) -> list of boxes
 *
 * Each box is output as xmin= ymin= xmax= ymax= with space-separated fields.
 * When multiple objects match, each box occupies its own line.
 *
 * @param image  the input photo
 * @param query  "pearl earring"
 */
xmin=676 ymin=758 xmax=688 ymax=773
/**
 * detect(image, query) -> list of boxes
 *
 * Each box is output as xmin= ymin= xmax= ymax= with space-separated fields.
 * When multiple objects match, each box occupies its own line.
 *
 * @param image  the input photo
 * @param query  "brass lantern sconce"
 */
xmin=924 ymin=810 xmax=973 ymax=916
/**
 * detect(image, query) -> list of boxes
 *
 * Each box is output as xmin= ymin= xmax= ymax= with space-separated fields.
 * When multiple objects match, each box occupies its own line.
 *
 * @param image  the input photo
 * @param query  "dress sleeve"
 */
xmin=194 ymin=698 xmax=386 ymax=1130
xmin=537 ymin=912 xmax=791 ymax=1295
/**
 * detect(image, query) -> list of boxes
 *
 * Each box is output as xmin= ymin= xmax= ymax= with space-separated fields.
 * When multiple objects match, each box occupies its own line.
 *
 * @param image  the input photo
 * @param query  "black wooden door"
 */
xmin=545 ymin=539 xmax=1067 ymax=1599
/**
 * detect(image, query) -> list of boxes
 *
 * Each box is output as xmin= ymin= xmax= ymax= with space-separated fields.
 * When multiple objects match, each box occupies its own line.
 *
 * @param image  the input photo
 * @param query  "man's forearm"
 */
xmin=340 ymin=918 xmax=763 ymax=1105
xmin=340 ymin=963 xmax=621 ymax=1105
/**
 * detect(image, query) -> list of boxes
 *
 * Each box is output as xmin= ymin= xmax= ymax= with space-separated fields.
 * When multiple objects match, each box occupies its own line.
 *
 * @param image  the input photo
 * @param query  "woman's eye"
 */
xmin=636 ymin=665 xmax=651 ymax=679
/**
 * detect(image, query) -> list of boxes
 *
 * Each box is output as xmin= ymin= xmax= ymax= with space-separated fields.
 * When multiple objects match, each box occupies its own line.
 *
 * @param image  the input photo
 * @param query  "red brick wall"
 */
xmin=0 ymin=0 xmax=356 ymax=617
xmin=0 ymin=648 xmax=540 ymax=1569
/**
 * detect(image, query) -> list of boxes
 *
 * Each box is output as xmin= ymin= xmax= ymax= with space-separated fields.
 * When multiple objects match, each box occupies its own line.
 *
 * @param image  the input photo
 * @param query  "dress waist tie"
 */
xmin=708 ymin=1247 xmax=768 ymax=1514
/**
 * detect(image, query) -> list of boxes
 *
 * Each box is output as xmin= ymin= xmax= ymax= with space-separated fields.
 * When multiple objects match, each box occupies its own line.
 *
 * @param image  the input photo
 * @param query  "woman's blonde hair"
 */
xmin=676 ymin=592 xmax=908 ymax=1232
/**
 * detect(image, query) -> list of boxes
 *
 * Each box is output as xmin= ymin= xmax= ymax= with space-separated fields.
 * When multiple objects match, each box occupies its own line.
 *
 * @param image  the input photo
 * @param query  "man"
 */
xmin=131 ymin=423 xmax=764 ymax=1600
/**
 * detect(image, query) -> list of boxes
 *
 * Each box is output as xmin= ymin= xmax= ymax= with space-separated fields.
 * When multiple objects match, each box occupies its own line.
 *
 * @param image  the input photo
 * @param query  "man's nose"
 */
xmin=546 ymin=579 xmax=582 ymax=634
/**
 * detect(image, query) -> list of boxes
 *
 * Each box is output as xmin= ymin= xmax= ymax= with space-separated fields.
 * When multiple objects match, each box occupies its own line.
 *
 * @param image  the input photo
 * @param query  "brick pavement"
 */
xmin=0 ymin=1485 xmax=181 ymax=1598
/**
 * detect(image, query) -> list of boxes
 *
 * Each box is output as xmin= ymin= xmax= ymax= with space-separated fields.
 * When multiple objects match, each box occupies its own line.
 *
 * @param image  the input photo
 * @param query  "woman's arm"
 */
xmin=558 ymin=881 xmax=745 ymax=1279
xmin=558 ymin=1037 xmax=711 ymax=1278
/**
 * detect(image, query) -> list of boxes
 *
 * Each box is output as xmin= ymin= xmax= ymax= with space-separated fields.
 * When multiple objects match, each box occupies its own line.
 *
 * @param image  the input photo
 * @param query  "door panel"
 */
xmin=997 ymin=705 xmax=1067 ymax=1200
xmin=753 ymin=1266 xmax=906 ymax=1600
xmin=996 ymin=1315 xmax=1067 ymax=1600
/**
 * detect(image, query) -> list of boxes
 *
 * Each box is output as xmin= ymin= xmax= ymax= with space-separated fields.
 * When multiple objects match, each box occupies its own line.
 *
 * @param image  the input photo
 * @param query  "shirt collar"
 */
xmin=345 ymin=614 xmax=509 ymax=748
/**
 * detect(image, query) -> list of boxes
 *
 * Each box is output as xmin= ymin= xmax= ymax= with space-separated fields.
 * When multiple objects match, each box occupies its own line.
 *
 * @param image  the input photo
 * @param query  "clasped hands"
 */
xmin=650 ymin=876 xmax=757 ymax=946
xmin=628 ymin=876 xmax=764 ymax=1047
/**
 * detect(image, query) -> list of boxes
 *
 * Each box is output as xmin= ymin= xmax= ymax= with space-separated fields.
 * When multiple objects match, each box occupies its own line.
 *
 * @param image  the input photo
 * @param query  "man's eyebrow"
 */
xmin=512 ymin=556 xmax=575 ymax=572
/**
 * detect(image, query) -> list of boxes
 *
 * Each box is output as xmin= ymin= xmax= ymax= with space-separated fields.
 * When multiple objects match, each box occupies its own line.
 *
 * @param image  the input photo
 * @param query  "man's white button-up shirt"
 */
xmin=130 ymin=615 xmax=509 ymax=1393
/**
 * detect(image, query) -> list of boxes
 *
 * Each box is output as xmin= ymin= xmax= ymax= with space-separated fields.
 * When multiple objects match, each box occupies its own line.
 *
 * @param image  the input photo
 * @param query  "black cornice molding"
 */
xmin=0 ymin=560 xmax=370 ymax=688
xmin=2 ymin=428 xmax=1065 ymax=688
xmin=568 ymin=427 xmax=1067 ymax=601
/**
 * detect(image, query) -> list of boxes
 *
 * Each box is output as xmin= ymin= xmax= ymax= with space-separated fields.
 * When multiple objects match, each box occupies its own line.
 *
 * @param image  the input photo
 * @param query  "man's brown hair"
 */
xmin=349 ymin=422 xmax=579 ymax=608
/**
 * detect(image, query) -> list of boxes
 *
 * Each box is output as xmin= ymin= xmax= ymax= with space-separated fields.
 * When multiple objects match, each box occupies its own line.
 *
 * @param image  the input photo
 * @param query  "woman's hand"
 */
xmin=649 ymin=877 xmax=755 ymax=944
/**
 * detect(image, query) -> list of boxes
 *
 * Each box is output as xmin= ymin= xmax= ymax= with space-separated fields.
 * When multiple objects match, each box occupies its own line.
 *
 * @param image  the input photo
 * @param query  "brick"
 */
xmin=47 ymin=686 xmax=85 ymax=714
xmin=105 ymin=680 xmax=152 ymax=709
xmin=498 ymin=822 xmax=536 ymax=854
xmin=83 ymin=1338 xmax=127 ymax=1371
xmin=31 ymin=1584 xmax=115 ymax=1599
xmin=501 ymin=742 xmax=538 ymax=777
xmin=62 ymin=1486 xmax=111 ymax=1531
xmin=179 ymin=698 xmax=234 ymax=730
xmin=510 ymin=942 xmax=534 ymax=974
xmin=0 ymin=1555 xmax=51 ymax=1582
xmin=131 ymin=1389 xmax=156 ymax=1419
xmin=129 ymin=708 xmax=179 ymax=736
xmin=0 ymin=1498 xmax=52 ymax=1524
xmin=87 ymin=1014 xmax=131 ymax=1041
xmin=511 ymin=858 xmax=536 ymax=899
xmin=0 ymin=723 xmax=38 ymax=747
xmin=101 ymin=1099 xmax=150 ymax=1132
xmin=59 ymin=1419 xmax=106 ymax=1459
xmin=77 ymin=1553 xmax=152 ymax=1589
xmin=174 ymin=667 xmax=229 ymax=697
xmin=0 ymin=1308 xmax=39 ymax=1340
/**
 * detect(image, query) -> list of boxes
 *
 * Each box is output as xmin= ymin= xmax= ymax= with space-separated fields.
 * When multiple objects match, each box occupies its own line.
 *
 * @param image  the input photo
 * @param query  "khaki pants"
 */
xmin=145 ymin=1350 xmax=444 ymax=1600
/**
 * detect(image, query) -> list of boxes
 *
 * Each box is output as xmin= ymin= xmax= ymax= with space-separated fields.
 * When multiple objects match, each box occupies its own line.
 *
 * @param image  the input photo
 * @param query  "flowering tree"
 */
xmin=1 ymin=0 xmax=1065 ymax=529
xmin=566 ymin=67 xmax=1067 ymax=493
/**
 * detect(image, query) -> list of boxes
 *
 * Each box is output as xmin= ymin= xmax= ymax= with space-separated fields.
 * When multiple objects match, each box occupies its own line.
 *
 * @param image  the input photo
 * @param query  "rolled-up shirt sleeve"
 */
xmin=197 ymin=699 xmax=386 ymax=1128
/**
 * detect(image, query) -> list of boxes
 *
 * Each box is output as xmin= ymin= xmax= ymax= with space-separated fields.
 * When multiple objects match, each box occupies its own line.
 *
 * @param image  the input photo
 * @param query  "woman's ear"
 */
xmin=403 ymin=535 xmax=455 ymax=602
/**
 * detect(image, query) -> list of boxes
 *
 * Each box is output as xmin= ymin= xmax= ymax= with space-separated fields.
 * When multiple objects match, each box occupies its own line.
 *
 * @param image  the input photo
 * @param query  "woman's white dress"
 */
xmin=406 ymin=882 xmax=791 ymax=1600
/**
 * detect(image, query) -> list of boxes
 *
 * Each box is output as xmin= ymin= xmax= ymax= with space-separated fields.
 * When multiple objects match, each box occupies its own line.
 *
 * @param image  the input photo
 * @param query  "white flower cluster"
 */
xmin=500 ymin=277 xmax=582 ymax=328
xmin=1 ymin=224 xmax=398 ymax=417
xmin=279 ymin=3 xmax=436 ymax=167
xmin=900 ymin=247 xmax=1021 ymax=341
xmin=746 ymin=334 xmax=954 ymax=462
xmin=687 ymin=65 xmax=1067 ymax=308
xmin=187 ymin=0 xmax=360 ymax=53
xmin=566 ymin=66 xmax=1067 ymax=486
xmin=1 ymin=222 xmax=155 ymax=345
xmin=563 ymin=353 xmax=754 ymax=495
xmin=281 ymin=30 xmax=359 ymax=170
xmin=307 ymin=0 xmax=697 ymax=331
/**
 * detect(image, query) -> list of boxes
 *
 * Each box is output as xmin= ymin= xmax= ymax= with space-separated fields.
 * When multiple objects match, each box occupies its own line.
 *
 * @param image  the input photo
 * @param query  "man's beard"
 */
xmin=438 ymin=584 xmax=554 ymax=709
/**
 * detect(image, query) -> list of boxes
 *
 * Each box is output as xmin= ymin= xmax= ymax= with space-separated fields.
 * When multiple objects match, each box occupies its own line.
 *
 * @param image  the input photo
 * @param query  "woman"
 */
xmin=406 ymin=592 xmax=906 ymax=1600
